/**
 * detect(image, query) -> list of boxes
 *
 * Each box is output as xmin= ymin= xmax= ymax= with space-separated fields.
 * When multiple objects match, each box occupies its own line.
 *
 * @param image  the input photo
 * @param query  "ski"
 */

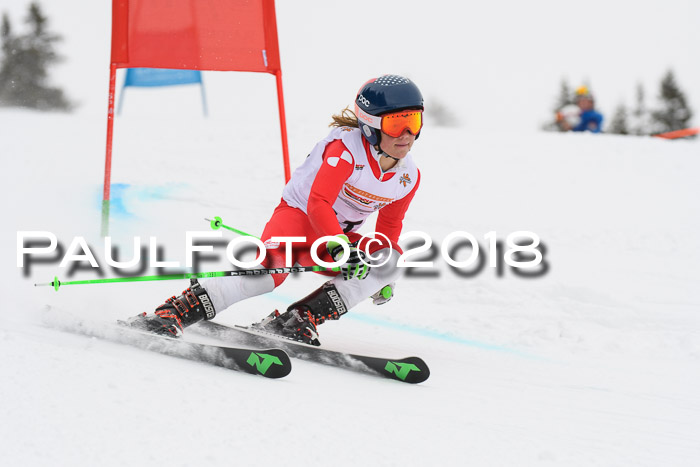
xmin=114 ymin=327 xmax=293 ymax=379
xmin=41 ymin=309 xmax=291 ymax=378
xmin=194 ymin=321 xmax=430 ymax=384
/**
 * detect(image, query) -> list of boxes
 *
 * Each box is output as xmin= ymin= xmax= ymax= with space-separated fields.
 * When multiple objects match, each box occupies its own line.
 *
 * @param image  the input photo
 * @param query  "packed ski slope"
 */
xmin=2 ymin=1 xmax=700 ymax=466
xmin=3 ymin=109 xmax=700 ymax=467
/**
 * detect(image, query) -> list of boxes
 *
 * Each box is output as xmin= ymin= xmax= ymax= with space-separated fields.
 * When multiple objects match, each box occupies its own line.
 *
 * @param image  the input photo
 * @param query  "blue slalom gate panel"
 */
xmin=118 ymin=68 xmax=208 ymax=115
xmin=124 ymin=68 xmax=202 ymax=87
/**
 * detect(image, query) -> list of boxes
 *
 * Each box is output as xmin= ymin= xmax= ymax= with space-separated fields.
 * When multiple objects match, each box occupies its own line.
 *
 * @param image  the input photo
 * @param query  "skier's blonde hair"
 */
xmin=329 ymin=107 xmax=359 ymax=128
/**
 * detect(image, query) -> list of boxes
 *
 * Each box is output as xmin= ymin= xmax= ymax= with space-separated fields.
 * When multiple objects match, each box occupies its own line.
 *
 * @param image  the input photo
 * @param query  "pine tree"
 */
xmin=555 ymin=78 xmax=574 ymax=111
xmin=608 ymin=103 xmax=629 ymax=135
xmin=0 ymin=2 xmax=71 ymax=110
xmin=630 ymin=82 xmax=650 ymax=136
xmin=0 ymin=13 xmax=18 ymax=86
xmin=425 ymin=96 xmax=459 ymax=127
xmin=542 ymin=78 xmax=574 ymax=132
xmin=650 ymin=70 xmax=693 ymax=134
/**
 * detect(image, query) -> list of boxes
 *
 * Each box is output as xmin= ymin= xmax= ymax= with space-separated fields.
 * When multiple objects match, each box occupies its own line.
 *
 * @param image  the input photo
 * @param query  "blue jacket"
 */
xmin=572 ymin=109 xmax=603 ymax=133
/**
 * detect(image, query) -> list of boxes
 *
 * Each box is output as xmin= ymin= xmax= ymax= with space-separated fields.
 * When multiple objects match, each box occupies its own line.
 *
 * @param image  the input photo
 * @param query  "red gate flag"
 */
xmin=103 ymin=0 xmax=290 ymax=235
xmin=110 ymin=0 xmax=281 ymax=72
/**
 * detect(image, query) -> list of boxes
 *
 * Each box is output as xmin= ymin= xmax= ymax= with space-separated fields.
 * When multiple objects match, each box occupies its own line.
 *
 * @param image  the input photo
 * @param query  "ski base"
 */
xmin=194 ymin=321 xmax=430 ymax=384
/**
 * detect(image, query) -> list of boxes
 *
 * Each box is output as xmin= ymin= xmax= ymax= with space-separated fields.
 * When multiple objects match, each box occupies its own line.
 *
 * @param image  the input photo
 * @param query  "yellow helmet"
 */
xmin=575 ymin=85 xmax=594 ymax=104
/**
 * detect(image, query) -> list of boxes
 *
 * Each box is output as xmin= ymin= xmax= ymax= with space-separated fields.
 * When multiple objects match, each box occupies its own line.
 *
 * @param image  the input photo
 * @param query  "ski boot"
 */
xmin=123 ymin=278 xmax=216 ymax=337
xmin=254 ymin=281 xmax=348 ymax=346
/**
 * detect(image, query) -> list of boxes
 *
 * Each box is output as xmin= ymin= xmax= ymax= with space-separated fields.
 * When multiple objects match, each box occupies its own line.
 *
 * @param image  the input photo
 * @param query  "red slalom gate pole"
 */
xmin=101 ymin=62 xmax=117 ymax=236
xmin=275 ymin=70 xmax=291 ymax=183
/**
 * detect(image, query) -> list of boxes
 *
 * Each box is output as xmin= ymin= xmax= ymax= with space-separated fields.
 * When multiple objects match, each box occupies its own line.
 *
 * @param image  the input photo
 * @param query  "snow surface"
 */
xmin=2 ymin=1 xmax=700 ymax=466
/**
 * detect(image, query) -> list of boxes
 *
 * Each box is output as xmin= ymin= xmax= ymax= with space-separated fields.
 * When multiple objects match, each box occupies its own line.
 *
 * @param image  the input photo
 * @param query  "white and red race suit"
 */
xmin=204 ymin=126 xmax=421 ymax=311
xmin=281 ymin=126 xmax=420 ymax=244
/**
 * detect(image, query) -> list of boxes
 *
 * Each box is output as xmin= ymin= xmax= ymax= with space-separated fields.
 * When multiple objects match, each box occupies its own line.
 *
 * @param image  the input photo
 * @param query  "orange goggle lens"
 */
xmin=381 ymin=110 xmax=423 ymax=137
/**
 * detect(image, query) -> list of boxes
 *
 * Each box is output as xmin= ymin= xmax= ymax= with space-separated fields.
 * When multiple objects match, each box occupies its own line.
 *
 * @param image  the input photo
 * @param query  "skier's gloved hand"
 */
xmin=371 ymin=282 xmax=395 ymax=305
xmin=327 ymin=234 xmax=371 ymax=280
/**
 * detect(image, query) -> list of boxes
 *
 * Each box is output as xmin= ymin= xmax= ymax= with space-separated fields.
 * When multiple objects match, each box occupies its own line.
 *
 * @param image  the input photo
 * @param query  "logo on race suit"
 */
xmin=264 ymin=239 xmax=280 ymax=250
xmin=399 ymin=173 xmax=412 ymax=187
xmin=355 ymin=164 xmax=364 ymax=171
xmin=374 ymin=202 xmax=388 ymax=211
xmin=326 ymin=151 xmax=353 ymax=168
xmin=343 ymin=187 xmax=372 ymax=206
xmin=343 ymin=184 xmax=394 ymax=207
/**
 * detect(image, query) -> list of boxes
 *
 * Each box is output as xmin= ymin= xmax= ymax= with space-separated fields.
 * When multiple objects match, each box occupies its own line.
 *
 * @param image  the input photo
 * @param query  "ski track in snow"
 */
xmin=3 ymin=116 xmax=699 ymax=466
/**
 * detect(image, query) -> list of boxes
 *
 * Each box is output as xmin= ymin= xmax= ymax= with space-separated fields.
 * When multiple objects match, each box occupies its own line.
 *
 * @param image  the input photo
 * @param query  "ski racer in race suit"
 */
xmin=128 ymin=75 xmax=424 ymax=346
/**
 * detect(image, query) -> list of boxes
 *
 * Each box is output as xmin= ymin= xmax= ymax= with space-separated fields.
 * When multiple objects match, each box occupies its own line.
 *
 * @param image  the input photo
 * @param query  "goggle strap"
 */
xmin=355 ymin=104 xmax=382 ymax=130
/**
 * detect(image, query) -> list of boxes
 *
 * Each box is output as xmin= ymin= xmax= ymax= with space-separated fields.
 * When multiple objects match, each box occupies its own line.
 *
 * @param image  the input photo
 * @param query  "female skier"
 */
xmin=129 ymin=74 xmax=424 ymax=346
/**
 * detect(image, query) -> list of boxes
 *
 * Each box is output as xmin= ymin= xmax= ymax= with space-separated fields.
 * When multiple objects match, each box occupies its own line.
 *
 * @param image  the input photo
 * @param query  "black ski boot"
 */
xmin=254 ymin=282 xmax=348 ymax=346
xmin=123 ymin=278 xmax=216 ymax=337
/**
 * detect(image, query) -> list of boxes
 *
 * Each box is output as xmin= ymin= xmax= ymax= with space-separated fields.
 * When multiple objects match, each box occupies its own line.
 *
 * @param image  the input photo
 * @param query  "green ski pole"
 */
xmin=35 ymin=265 xmax=339 ymax=292
xmin=205 ymin=216 xmax=259 ymax=238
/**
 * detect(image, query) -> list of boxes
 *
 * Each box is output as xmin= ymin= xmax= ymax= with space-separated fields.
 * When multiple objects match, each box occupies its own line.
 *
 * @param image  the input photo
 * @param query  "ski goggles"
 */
xmin=355 ymin=106 xmax=423 ymax=137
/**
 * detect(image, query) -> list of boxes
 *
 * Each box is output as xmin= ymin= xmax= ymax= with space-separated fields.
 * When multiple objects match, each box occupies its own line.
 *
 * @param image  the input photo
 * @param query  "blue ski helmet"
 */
xmin=354 ymin=75 xmax=424 ymax=146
